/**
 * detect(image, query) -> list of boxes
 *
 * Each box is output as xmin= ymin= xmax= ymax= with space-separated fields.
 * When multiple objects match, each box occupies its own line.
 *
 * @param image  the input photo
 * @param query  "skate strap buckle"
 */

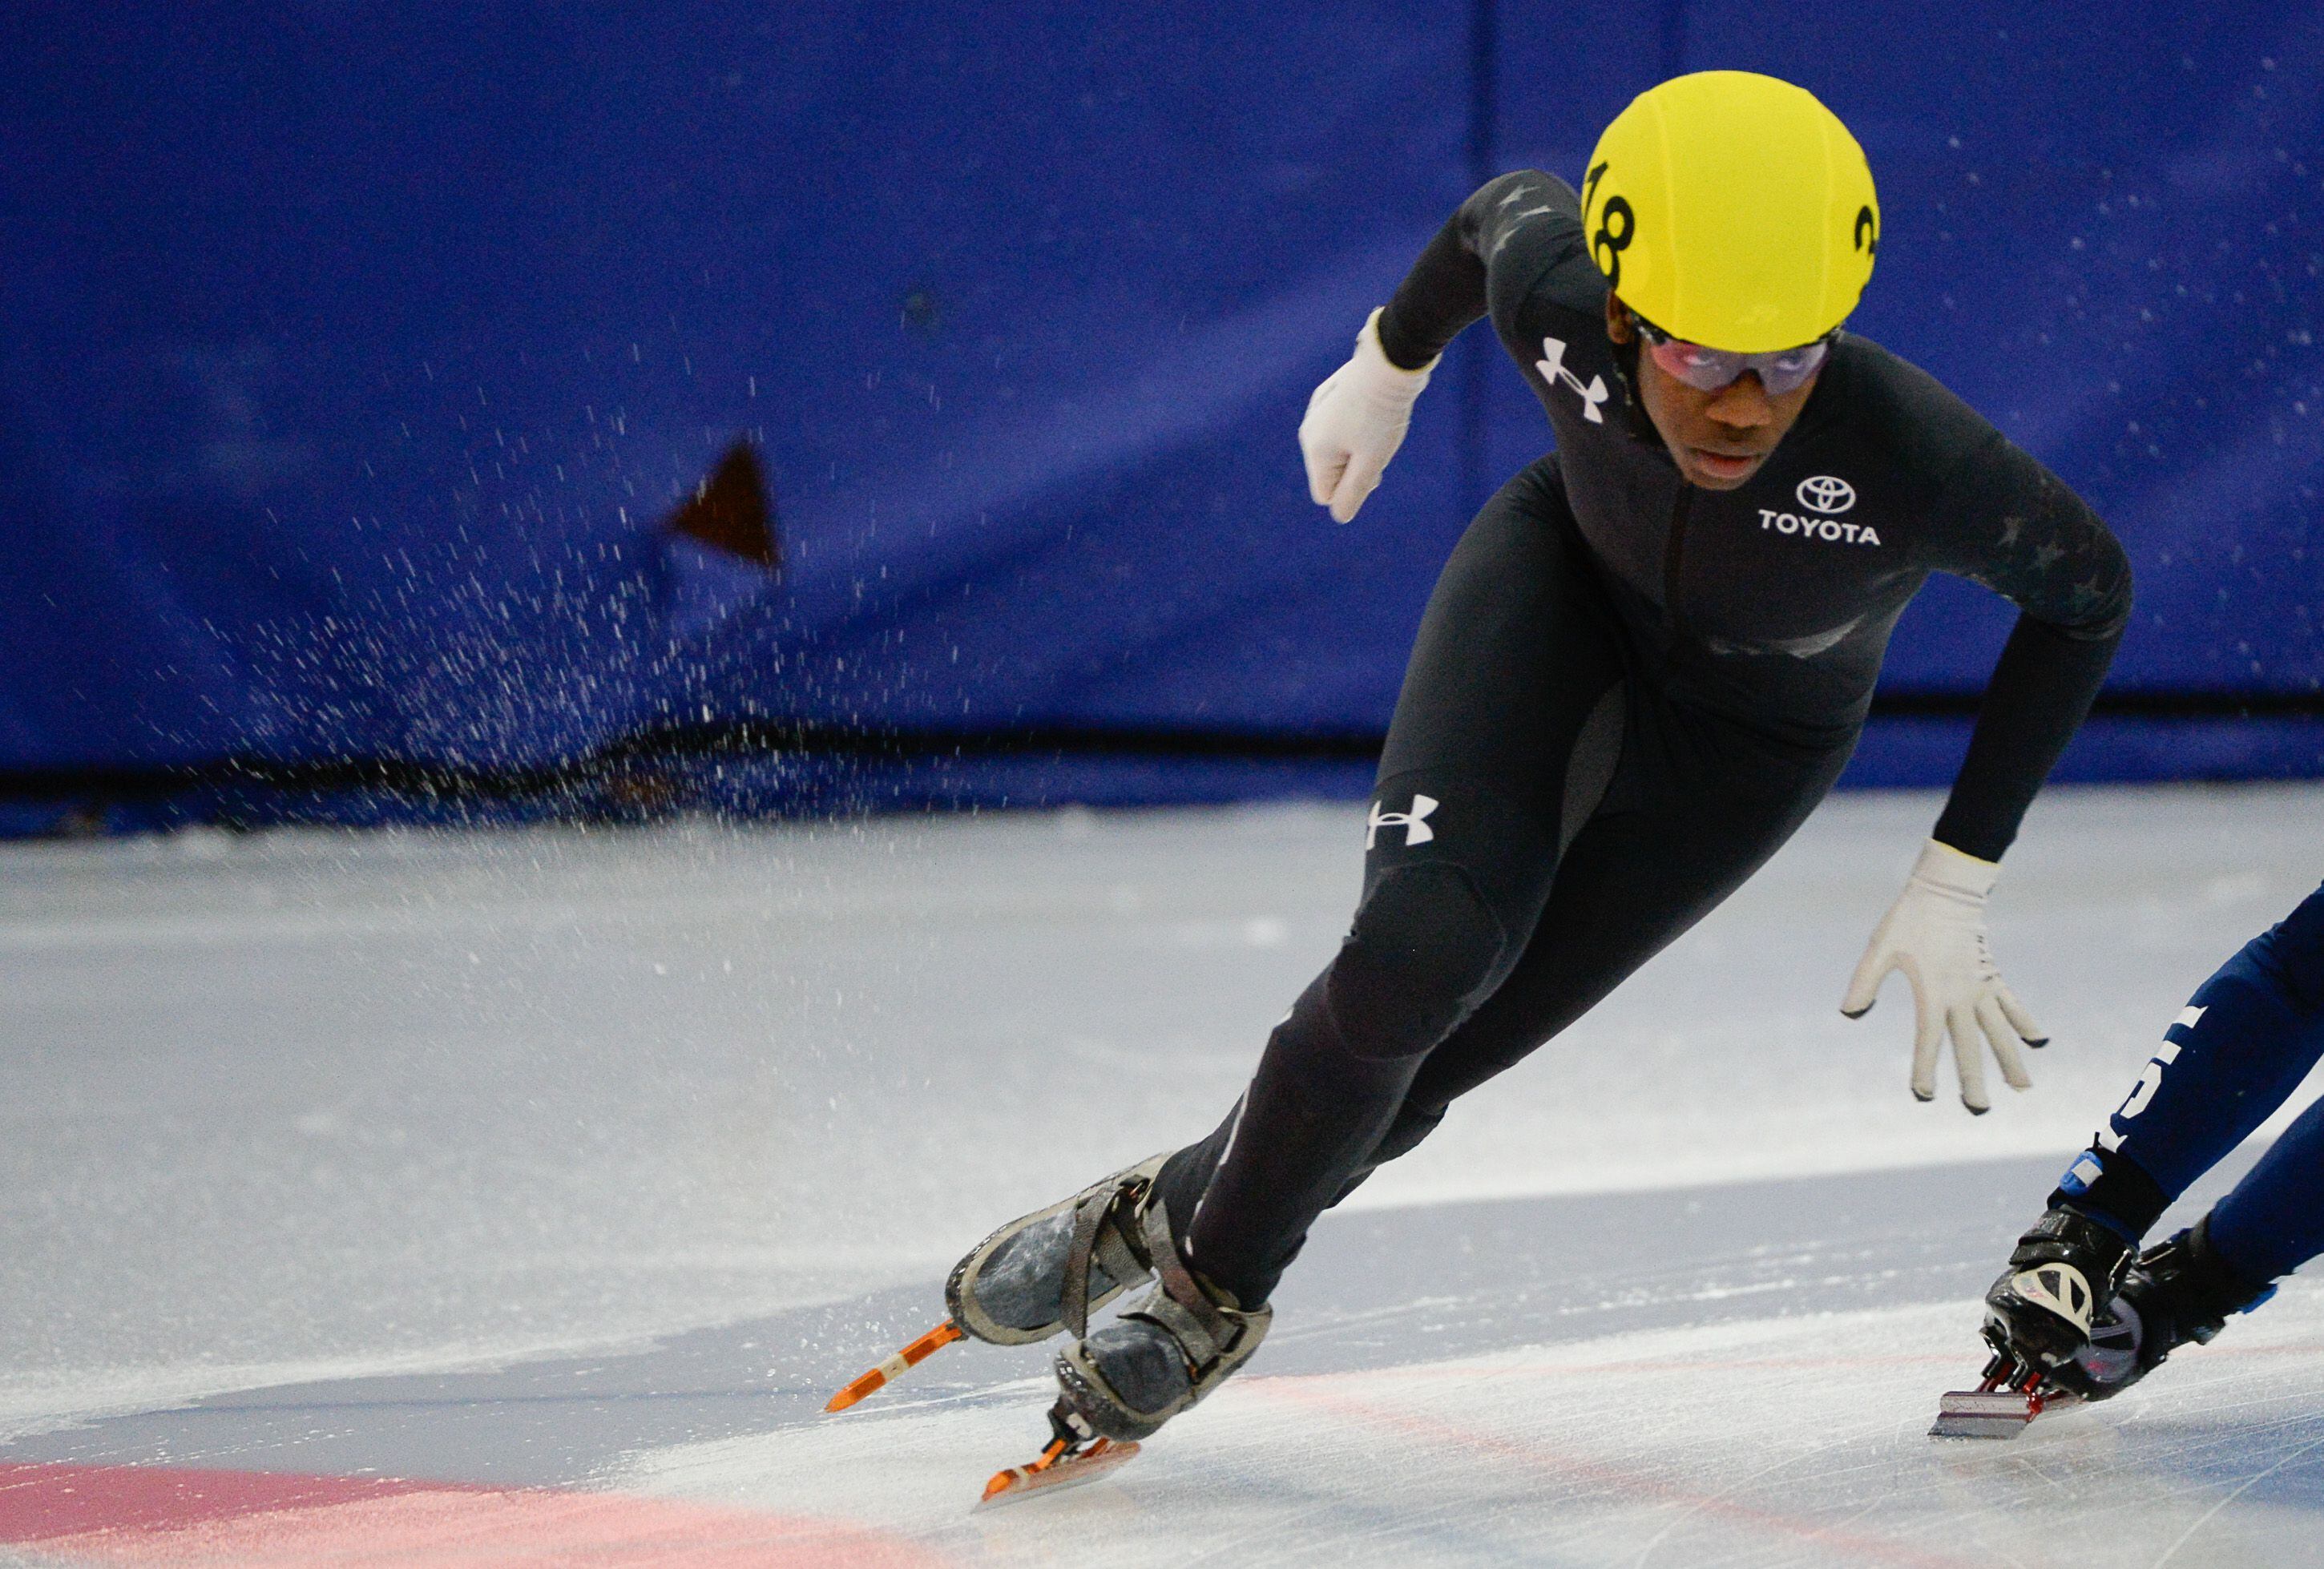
xmin=1138 ymin=1199 xmax=1237 ymax=1355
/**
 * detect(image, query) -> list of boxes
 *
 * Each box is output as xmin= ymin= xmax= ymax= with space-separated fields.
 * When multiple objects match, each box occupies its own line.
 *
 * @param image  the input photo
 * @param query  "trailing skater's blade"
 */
xmin=1931 ymin=1351 xmax=2076 ymax=1438
xmin=1931 ymin=1386 xmax=2043 ymax=1438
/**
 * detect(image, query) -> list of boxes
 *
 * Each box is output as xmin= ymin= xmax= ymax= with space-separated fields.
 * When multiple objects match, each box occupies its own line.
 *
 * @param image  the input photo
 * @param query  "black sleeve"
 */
xmin=1923 ymin=436 xmax=2133 ymax=861
xmin=1376 ymin=171 xmax=1584 ymax=371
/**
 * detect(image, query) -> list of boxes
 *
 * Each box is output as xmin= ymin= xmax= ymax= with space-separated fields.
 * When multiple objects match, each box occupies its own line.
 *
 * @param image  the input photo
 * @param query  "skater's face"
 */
xmin=1605 ymin=296 xmax=1822 ymax=491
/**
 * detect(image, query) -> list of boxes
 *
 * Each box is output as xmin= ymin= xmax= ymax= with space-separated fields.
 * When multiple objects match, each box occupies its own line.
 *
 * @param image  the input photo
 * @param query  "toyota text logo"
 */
xmin=1797 ymin=475 xmax=1856 ymax=514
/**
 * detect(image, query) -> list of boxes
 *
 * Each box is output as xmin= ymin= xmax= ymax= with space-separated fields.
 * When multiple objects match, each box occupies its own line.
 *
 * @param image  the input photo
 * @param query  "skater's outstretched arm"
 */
xmin=1373 ymin=170 xmax=1591 ymax=370
xmin=1297 ymin=171 xmax=1588 ymax=522
xmin=1842 ymin=374 xmax=2133 ymax=1110
xmin=1924 ymin=436 xmax=2132 ymax=863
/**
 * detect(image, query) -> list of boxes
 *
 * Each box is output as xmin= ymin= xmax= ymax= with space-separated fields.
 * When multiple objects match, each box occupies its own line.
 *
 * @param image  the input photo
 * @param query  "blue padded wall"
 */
xmin=4 ymin=2 xmax=2320 ymax=824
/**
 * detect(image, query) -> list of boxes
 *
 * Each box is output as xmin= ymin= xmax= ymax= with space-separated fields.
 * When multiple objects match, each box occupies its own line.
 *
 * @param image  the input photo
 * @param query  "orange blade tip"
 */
xmin=824 ymin=1320 xmax=964 ymax=1413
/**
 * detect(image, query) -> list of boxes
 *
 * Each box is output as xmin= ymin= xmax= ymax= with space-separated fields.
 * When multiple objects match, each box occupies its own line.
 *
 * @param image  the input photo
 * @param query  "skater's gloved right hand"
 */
xmin=1298 ymin=307 xmax=1437 ymax=523
xmin=1841 ymin=837 xmax=2047 ymax=1113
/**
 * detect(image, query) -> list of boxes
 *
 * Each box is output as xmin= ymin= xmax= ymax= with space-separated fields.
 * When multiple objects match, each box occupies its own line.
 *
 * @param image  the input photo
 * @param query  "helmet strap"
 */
xmin=1601 ymin=317 xmax=1664 ymax=450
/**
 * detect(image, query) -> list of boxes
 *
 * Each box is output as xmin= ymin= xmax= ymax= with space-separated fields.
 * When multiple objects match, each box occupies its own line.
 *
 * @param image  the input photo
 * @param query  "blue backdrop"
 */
xmin=4 ymin=2 xmax=2320 ymax=829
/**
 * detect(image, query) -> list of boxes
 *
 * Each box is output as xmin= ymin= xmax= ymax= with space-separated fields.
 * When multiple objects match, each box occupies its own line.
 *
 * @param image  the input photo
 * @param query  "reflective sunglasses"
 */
xmin=1634 ymin=314 xmax=1836 ymax=397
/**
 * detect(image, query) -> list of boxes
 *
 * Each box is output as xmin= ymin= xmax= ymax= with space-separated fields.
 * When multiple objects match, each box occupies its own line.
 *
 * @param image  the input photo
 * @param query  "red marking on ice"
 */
xmin=0 ymin=1462 xmax=944 ymax=1567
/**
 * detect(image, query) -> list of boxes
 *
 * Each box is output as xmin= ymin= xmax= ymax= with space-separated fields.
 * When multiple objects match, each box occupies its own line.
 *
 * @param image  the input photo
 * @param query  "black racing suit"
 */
xmin=1156 ymin=171 xmax=2134 ymax=1309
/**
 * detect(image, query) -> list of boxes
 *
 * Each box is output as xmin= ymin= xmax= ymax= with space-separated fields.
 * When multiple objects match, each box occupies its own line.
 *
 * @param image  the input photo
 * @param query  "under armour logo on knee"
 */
xmin=1366 ymin=794 xmax=1438 ymax=849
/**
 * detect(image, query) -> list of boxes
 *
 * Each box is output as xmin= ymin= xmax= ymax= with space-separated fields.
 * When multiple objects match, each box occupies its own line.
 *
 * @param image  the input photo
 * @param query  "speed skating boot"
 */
xmin=1982 ymin=1204 xmax=2132 ymax=1369
xmin=2052 ymin=1214 xmax=2276 ymax=1399
xmin=1052 ymin=1196 xmax=1271 ymax=1442
xmin=946 ymin=1152 xmax=1170 ymax=1345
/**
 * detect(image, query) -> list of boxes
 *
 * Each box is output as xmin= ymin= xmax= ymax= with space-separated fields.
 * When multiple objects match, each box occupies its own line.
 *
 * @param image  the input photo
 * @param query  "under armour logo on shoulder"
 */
xmin=1366 ymin=794 xmax=1438 ymax=849
xmin=1535 ymin=336 xmax=1608 ymax=424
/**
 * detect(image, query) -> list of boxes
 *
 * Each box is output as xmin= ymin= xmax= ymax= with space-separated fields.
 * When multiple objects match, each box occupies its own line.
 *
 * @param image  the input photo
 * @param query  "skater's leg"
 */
xmin=1352 ymin=700 xmax=1856 ymax=1180
xmin=2207 ymin=1089 xmax=2324 ymax=1284
xmin=1158 ymin=461 xmax=1629 ymax=1308
xmin=2052 ymin=880 xmax=2324 ymax=1240
xmin=1980 ymin=881 xmax=2324 ymax=1385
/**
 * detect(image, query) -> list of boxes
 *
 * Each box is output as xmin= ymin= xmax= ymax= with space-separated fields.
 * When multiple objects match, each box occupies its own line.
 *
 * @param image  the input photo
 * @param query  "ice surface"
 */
xmin=627 ymin=1289 xmax=2324 ymax=1567
xmin=2 ymin=784 xmax=2321 ymax=1563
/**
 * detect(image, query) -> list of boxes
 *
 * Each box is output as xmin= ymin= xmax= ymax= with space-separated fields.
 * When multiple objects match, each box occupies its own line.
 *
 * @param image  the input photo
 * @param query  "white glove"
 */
xmin=1298 ymin=307 xmax=1438 ymax=523
xmin=1841 ymin=838 xmax=2047 ymax=1113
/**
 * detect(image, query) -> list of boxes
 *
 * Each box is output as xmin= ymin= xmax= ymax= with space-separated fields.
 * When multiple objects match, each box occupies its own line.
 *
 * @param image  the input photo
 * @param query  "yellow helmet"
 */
xmin=1580 ymin=71 xmax=1878 ymax=353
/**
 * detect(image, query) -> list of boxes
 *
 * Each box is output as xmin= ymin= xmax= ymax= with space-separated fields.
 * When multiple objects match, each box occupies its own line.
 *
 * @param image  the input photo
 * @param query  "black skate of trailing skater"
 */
xmin=1980 ymin=1203 xmax=2134 ymax=1372
xmin=1932 ymin=1204 xmax=2131 ymax=1438
xmin=2051 ymin=1215 xmax=2278 ymax=1402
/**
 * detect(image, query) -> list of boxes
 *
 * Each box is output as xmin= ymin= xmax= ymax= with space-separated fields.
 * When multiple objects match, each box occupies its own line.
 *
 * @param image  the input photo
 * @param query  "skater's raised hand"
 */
xmin=1842 ymin=837 xmax=2046 ymax=1113
xmin=1298 ymin=307 xmax=1437 ymax=522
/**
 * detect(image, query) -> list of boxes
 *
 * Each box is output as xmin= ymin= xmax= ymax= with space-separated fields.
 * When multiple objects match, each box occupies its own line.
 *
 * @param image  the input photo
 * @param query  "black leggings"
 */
xmin=1160 ymin=458 xmax=1858 ymax=1307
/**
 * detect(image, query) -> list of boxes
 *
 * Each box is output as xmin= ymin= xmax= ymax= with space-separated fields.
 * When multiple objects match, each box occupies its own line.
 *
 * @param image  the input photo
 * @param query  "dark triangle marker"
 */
xmin=664 ymin=440 xmax=779 ymax=571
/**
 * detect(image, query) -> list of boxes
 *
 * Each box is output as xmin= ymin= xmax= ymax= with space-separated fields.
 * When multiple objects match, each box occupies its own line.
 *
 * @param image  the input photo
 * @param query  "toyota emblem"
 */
xmin=1797 ymin=475 xmax=1857 ymax=514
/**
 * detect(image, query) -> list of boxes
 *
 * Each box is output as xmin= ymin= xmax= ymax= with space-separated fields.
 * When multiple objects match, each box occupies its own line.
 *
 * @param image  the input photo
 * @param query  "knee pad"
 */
xmin=1326 ymin=864 xmax=1508 ymax=1062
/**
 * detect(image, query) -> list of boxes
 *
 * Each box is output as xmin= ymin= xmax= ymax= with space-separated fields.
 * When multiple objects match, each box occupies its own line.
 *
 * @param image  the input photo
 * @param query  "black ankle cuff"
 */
xmin=2052 ymin=1146 xmax=2171 ymax=1239
xmin=2188 ymin=1214 xmax=2275 ymax=1312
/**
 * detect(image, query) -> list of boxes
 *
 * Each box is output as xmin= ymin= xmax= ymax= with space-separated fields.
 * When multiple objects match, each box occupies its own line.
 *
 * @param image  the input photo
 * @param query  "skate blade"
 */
xmin=1930 ymin=1388 xmax=2042 ymax=1439
xmin=976 ymin=1438 xmax=1140 ymax=1509
xmin=825 ymin=1319 xmax=963 ymax=1412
